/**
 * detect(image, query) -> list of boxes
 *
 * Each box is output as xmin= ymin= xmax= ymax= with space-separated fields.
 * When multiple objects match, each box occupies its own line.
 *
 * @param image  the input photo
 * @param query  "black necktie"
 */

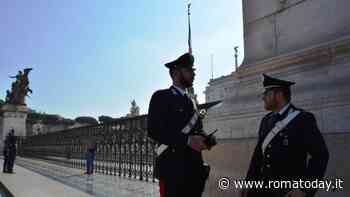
xmin=272 ymin=113 xmax=282 ymax=125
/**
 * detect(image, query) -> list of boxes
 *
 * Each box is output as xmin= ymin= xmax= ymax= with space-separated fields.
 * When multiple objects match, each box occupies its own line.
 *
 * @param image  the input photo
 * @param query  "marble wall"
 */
xmin=205 ymin=37 xmax=350 ymax=139
xmin=202 ymin=1 xmax=350 ymax=195
xmin=242 ymin=0 xmax=350 ymax=64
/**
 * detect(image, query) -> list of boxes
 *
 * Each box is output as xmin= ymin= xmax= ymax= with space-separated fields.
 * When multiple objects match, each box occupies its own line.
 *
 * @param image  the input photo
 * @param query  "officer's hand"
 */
xmin=285 ymin=189 xmax=306 ymax=197
xmin=239 ymin=188 xmax=248 ymax=197
xmin=188 ymin=135 xmax=207 ymax=152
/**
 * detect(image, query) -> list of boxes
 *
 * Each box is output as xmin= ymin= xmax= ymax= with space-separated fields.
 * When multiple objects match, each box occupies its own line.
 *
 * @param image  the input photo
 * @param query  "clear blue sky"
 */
xmin=0 ymin=0 xmax=244 ymax=119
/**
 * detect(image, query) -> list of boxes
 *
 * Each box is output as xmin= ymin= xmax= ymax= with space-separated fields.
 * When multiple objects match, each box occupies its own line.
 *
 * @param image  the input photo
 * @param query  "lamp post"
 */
xmin=234 ymin=46 xmax=239 ymax=70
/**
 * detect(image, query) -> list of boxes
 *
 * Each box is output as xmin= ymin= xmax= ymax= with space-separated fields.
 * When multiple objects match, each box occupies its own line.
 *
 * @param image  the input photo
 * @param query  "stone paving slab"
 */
xmin=36 ymin=156 xmax=154 ymax=180
xmin=0 ymin=159 xmax=93 ymax=197
xmin=1 ymin=157 xmax=159 ymax=197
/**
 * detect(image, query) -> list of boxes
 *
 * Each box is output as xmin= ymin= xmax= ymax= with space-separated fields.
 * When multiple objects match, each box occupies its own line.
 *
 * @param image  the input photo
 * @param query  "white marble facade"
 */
xmin=204 ymin=37 xmax=350 ymax=139
xmin=242 ymin=0 xmax=350 ymax=65
xmin=202 ymin=1 xmax=350 ymax=196
xmin=204 ymin=0 xmax=350 ymax=140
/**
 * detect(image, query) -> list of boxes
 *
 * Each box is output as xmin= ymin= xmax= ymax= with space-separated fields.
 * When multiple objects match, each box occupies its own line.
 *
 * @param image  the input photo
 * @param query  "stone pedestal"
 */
xmin=201 ymin=0 xmax=350 ymax=196
xmin=202 ymin=36 xmax=350 ymax=197
xmin=0 ymin=104 xmax=28 ymax=150
xmin=242 ymin=0 xmax=350 ymax=65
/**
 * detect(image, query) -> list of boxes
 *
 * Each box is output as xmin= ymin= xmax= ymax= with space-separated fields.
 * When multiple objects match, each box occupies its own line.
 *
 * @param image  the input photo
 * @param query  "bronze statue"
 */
xmin=5 ymin=68 xmax=33 ymax=105
xmin=9 ymin=71 xmax=23 ymax=81
xmin=5 ymin=90 xmax=11 ymax=103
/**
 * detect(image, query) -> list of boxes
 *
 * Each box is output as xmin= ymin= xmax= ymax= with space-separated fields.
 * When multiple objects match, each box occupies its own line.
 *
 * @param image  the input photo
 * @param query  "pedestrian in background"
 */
xmin=85 ymin=140 xmax=96 ymax=175
xmin=2 ymin=129 xmax=17 ymax=174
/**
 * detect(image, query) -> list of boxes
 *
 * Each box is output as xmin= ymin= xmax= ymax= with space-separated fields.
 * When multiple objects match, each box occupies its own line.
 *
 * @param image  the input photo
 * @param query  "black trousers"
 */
xmin=3 ymin=155 xmax=10 ymax=172
xmin=161 ymin=174 xmax=206 ymax=197
xmin=8 ymin=152 xmax=16 ymax=172
xmin=247 ymin=188 xmax=290 ymax=197
xmin=3 ymin=151 xmax=16 ymax=172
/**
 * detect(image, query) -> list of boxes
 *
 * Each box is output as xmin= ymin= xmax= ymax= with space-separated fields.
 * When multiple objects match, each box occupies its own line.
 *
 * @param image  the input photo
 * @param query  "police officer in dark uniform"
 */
xmin=2 ymin=134 xmax=10 ymax=173
xmin=3 ymin=129 xmax=17 ymax=173
xmin=147 ymin=53 xmax=213 ymax=197
xmin=241 ymin=74 xmax=329 ymax=197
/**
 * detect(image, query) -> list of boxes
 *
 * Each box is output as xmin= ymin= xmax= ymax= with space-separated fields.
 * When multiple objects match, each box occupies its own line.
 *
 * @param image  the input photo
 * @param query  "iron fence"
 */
xmin=17 ymin=115 xmax=157 ymax=182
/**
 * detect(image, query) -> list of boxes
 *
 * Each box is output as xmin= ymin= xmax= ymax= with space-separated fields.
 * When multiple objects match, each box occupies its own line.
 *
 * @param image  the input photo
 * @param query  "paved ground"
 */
xmin=0 ymin=157 xmax=159 ymax=197
xmin=0 ymin=158 xmax=92 ymax=197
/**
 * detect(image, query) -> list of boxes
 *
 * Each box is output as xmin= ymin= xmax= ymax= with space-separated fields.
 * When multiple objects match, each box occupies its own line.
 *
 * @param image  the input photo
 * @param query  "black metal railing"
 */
xmin=17 ymin=115 xmax=157 ymax=182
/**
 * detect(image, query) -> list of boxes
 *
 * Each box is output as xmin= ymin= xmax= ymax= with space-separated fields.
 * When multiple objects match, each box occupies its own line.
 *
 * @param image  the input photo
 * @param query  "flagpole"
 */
xmin=188 ymin=3 xmax=192 ymax=54
xmin=187 ymin=3 xmax=197 ymax=103
xmin=211 ymin=54 xmax=214 ymax=80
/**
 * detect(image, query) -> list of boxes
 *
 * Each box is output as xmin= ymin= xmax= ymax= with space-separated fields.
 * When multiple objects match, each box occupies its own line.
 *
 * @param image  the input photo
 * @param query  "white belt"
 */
xmin=156 ymin=112 xmax=199 ymax=156
xmin=262 ymin=110 xmax=300 ymax=154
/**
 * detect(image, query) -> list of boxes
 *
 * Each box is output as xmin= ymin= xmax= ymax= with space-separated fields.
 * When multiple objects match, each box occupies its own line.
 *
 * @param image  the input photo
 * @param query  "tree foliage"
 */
xmin=27 ymin=112 xmax=74 ymax=125
xmin=98 ymin=115 xmax=115 ymax=124
xmin=75 ymin=116 xmax=98 ymax=125
xmin=0 ymin=99 xmax=4 ymax=108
